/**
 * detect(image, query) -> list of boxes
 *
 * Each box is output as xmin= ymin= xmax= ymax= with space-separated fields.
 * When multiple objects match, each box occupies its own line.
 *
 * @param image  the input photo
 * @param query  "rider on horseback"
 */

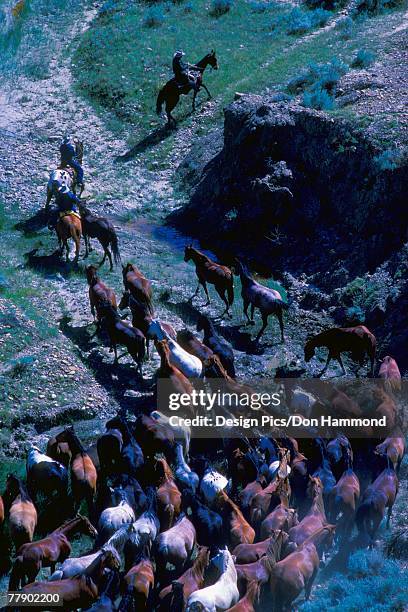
xmin=48 ymin=186 xmax=81 ymax=230
xmin=172 ymin=50 xmax=201 ymax=91
xmin=59 ymin=135 xmax=84 ymax=189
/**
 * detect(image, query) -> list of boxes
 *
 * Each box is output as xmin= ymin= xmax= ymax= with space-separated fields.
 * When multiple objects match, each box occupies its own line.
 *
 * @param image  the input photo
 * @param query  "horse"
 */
xmin=375 ymin=437 xmax=405 ymax=473
xmin=185 ymin=548 xmax=239 ymax=612
xmin=150 ymin=320 xmax=203 ymax=378
xmin=9 ymin=514 xmax=97 ymax=589
xmin=234 ymin=259 xmax=288 ymax=343
xmin=56 ymin=212 xmax=82 ymax=263
xmin=260 ymin=486 xmax=298 ymax=541
xmin=326 ymin=434 xmax=353 ymax=481
xmin=121 ymin=539 xmax=154 ymax=610
xmin=233 ymin=529 xmax=289 ymax=565
xmin=119 ymin=291 xmax=176 ymax=358
xmin=184 ymin=245 xmax=234 ymax=317
xmin=46 ymin=435 xmax=72 ymax=469
xmin=123 ymin=488 xmax=160 ymax=570
xmin=197 ymin=314 xmax=235 ymax=377
xmin=96 ymin=423 xmax=123 ymax=477
xmin=156 ymin=51 xmax=218 ymax=128
xmin=174 ymin=442 xmax=199 ymax=493
xmin=133 ymin=413 xmax=175 ymax=460
xmin=0 ymin=495 xmax=4 ymax=530
xmin=193 ymin=457 xmax=229 ymax=506
xmin=379 ymin=355 xmax=401 ymax=393
xmin=373 ymin=387 xmax=398 ymax=430
xmin=304 ymin=325 xmax=376 ymax=376
xmin=155 ymin=514 xmax=196 ymax=580
xmin=327 ymin=446 xmax=360 ymax=541
xmin=158 ymin=546 xmax=210 ymax=611
xmin=356 ymin=467 xmax=399 ymax=544
xmin=45 ymin=139 xmax=84 ymax=207
xmin=156 ymin=339 xmax=195 ymax=399
xmin=79 ymin=204 xmax=121 ymax=270
xmin=3 ymin=474 xmax=37 ymax=551
xmin=288 ymin=476 xmax=327 ymax=549
xmin=21 ymin=549 xmax=119 ymax=610
xmin=26 ymin=446 xmax=68 ymax=501
xmin=228 ymin=446 xmax=263 ymax=494
xmin=239 ymin=476 xmax=267 ymax=521
xmin=215 ymin=490 xmax=255 ymax=548
xmin=227 ymin=580 xmax=261 ymax=612
xmin=122 ymin=263 xmax=153 ymax=312
xmin=105 ymin=415 xmax=145 ymax=477
xmin=181 ymin=489 xmax=225 ymax=549
xmin=310 ymin=439 xmax=336 ymax=505
xmin=235 ymin=533 xmax=286 ymax=591
xmin=177 ymin=329 xmax=215 ymax=362
xmin=55 ymin=427 xmax=97 ymax=515
xmin=204 ymin=355 xmax=256 ymax=410
xmin=86 ymin=265 xmax=117 ymax=328
xmin=154 ymin=458 xmax=182 ymax=531
xmin=97 ymin=489 xmax=136 ymax=544
xmin=98 ymin=301 xmax=145 ymax=374
xmin=249 ymin=476 xmax=290 ymax=530
xmin=84 ymin=569 xmax=120 ymax=612
xmin=151 ymin=411 xmax=191 ymax=459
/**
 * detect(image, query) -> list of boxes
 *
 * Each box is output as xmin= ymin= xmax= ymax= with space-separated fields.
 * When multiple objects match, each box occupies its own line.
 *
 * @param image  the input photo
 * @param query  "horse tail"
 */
xmin=9 ymin=556 xmax=24 ymax=591
xmin=110 ymin=230 xmax=122 ymax=267
xmin=227 ymin=279 xmax=234 ymax=306
xmin=156 ymin=87 xmax=166 ymax=115
xmin=165 ymin=503 xmax=174 ymax=528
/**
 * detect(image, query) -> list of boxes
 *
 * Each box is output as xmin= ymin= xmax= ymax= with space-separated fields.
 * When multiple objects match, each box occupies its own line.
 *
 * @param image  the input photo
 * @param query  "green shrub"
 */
xmin=271 ymin=6 xmax=331 ymax=34
xmin=335 ymin=15 xmax=353 ymax=38
xmin=303 ymin=85 xmax=334 ymax=109
xmin=142 ymin=5 xmax=165 ymax=27
xmin=352 ymin=48 xmax=376 ymax=68
xmin=210 ymin=0 xmax=233 ymax=17
xmin=288 ymin=57 xmax=348 ymax=110
xmin=374 ymin=148 xmax=402 ymax=171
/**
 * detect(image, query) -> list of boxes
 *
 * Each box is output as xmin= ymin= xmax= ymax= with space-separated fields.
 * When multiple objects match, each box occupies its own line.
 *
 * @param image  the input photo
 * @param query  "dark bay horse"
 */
xmin=80 ymin=204 xmax=121 ymax=270
xmin=184 ymin=245 xmax=234 ymax=317
xmin=86 ymin=265 xmax=117 ymax=328
xmin=356 ymin=467 xmax=399 ymax=544
xmin=156 ymin=51 xmax=218 ymax=127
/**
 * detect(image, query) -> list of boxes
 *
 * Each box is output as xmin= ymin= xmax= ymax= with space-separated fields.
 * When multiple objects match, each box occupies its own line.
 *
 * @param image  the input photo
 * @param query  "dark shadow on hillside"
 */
xmin=24 ymin=247 xmax=81 ymax=275
xmin=15 ymin=209 xmax=50 ymax=234
xmin=58 ymin=314 xmax=155 ymax=414
xmin=115 ymin=125 xmax=174 ymax=161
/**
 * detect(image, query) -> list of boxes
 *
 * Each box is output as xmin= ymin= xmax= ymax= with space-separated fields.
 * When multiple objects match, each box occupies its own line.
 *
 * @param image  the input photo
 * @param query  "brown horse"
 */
xmin=46 ymin=436 xmax=71 ymax=468
xmin=156 ymin=339 xmax=194 ymax=398
xmin=134 ymin=414 xmax=175 ymax=459
xmin=249 ymin=477 xmax=290 ymax=530
xmin=123 ymin=543 xmax=154 ymax=610
xmin=56 ymin=212 xmax=82 ymax=263
xmin=233 ymin=530 xmax=289 ymax=565
xmin=379 ymin=355 xmax=401 ymax=393
xmin=9 ymin=514 xmax=97 ymax=589
xmin=260 ymin=492 xmax=298 ymax=541
xmin=304 ymin=325 xmax=376 ymax=376
xmin=227 ymin=580 xmax=261 ymax=612
xmin=375 ymin=437 xmax=405 ymax=473
xmin=356 ymin=467 xmax=399 ymax=543
xmin=158 ymin=546 xmax=210 ymax=611
xmin=3 ymin=475 xmax=37 ymax=552
xmin=288 ymin=476 xmax=326 ymax=548
xmin=184 ymin=245 xmax=234 ymax=317
xmin=122 ymin=263 xmax=153 ymax=312
xmin=177 ymin=329 xmax=214 ymax=362
xmin=79 ymin=204 xmax=121 ymax=270
xmin=55 ymin=427 xmax=97 ymax=514
xmin=20 ymin=549 xmax=119 ymax=610
xmin=154 ymin=458 xmax=182 ymax=530
xmin=327 ymin=447 xmax=360 ymax=541
xmin=239 ymin=476 xmax=267 ymax=520
xmin=215 ymin=490 xmax=255 ymax=548
xmin=235 ymin=530 xmax=286 ymax=591
xmin=86 ymin=265 xmax=117 ymax=326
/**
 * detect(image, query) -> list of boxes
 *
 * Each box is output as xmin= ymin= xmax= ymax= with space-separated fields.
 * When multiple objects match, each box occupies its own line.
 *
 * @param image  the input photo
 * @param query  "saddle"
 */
xmin=59 ymin=210 xmax=81 ymax=221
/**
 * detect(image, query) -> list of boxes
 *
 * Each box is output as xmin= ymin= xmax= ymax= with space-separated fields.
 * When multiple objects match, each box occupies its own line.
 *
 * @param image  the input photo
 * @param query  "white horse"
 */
xmin=151 ymin=410 xmax=191 ymax=458
xmin=186 ymin=548 xmax=239 ymax=612
xmin=148 ymin=320 xmax=203 ymax=378
xmin=155 ymin=515 xmax=196 ymax=573
xmin=97 ymin=493 xmax=135 ymax=544
xmin=26 ymin=446 xmax=68 ymax=498
xmin=200 ymin=467 xmax=229 ymax=506
xmin=49 ymin=523 xmax=133 ymax=580
xmin=174 ymin=443 xmax=199 ymax=493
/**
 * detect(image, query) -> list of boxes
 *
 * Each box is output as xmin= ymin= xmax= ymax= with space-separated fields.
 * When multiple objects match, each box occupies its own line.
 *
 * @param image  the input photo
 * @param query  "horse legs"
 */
xmin=386 ymin=503 xmax=393 ymax=528
xmin=243 ymin=299 xmax=254 ymax=325
xmin=106 ymin=248 xmax=113 ymax=271
xmin=201 ymin=83 xmax=212 ymax=100
xmin=318 ymin=352 xmax=333 ymax=377
xmin=250 ymin=303 xmax=255 ymax=322
xmin=202 ymin=281 xmax=211 ymax=306
xmin=255 ymin=313 xmax=269 ymax=342
xmin=277 ymin=309 xmax=285 ymax=343
xmin=304 ymin=567 xmax=318 ymax=601
xmin=216 ymin=287 xmax=231 ymax=318
xmin=84 ymin=235 xmax=89 ymax=258
xmin=190 ymin=282 xmax=201 ymax=301
xmin=337 ymin=354 xmax=346 ymax=376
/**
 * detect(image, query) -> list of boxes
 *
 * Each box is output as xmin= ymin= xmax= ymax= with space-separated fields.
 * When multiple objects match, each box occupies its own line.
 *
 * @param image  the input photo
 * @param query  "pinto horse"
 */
xmin=3 ymin=475 xmax=37 ymax=551
xmin=45 ymin=139 xmax=84 ymax=208
xmin=235 ymin=259 xmax=288 ymax=343
xmin=304 ymin=325 xmax=376 ymax=376
xmin=184 ymin=245 xmax=234 ymax=317
xmin=156 ymin=51 xmax=218 ymax=127
xmin=86 ymin=265 xmax=117 ymax=327
xmin=26 ymin=446 xmax=68 ymax=501
xmin=80 ymin=204 xmax=121 ymax=270
xmin=356 ymin=467 xmax=399 ymax=543
xmin=186 ymin=548 xmax=239 ymax=612
xmin=9 ymin=514 xmax=97 ymax=589
xmin=56 ymin=212 xmax=82 ymax=263
xmin=158 ymin=546 xmax=210 ymax=611
xmin=55 ymin=427 xmax=97 ymax=515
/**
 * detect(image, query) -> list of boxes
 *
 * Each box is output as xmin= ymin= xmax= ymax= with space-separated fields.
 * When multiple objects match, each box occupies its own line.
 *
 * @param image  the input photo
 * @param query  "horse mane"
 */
xmin=6 ymin=475 xmax=31 ymax=503
xmin=298 ymin=524 xmax=335 ymax=549
xmin=244 ymin=580 xmax=261 ymax=604
xmin=307 ymin=477 xmax=325 ymax=516
xmin=104 ymin=524 xmax=134 ymax=554
xmin=64 ymin=427 xmax=86 ymax=455
xmin=260 ymin=531 xmax=284 ymax=570
xmin=156 ymin=458 xmax=174 ymax=483
xmin=191 ymin=547 xmax=210 ymax=580
xmin=204 ymin=355 xmax=231 ymax=381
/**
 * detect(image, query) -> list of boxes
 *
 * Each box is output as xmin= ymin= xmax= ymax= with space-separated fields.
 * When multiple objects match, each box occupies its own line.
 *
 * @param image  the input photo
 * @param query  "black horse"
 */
xmin=156 ymin=50 xmax=218 ymax=127
xmin=79 ymin=204 xmax=121 ymax=270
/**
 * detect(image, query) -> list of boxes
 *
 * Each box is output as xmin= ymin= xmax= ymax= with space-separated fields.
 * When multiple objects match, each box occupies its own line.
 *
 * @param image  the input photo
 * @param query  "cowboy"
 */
xmin=59 ymin=135 xmax=84 ymax=188
xmin=48 ymin=186 xmax=81 ymax=230
xmin=172 ymin=50 xmax=201 ymax=90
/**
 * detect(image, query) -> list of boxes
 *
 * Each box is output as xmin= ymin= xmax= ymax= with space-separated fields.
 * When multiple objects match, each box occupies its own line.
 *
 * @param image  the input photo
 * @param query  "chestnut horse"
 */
xmin=327 ymin=446 xmax=360 ymax=541
xmin=356 ymin=467 xmax=399 ymax=543
xmin=158 ymin=546 xmax=210 ymax=611
xmin=122 ymin=541 xmax=154 ymax=610
xmin=56 ymin=212 xmax=82 ymax=263
xmin=177 ymin=329 xmax=214 ymax=362
xmin=288 ymin=476 xmax=326 ymax=548
xmin=260 ymin=489 xmax=298 ymax=541
xmin=235 ymin=531 xmax=286 ymax=591
xmin=184 ymin=245 xmax=234 ymax=317
xmin=249 ymin=477 xmax=290 ymax=530
xmin=379 ymin=355 xmax=401 ymax=393
xmin=3 ymin=475 xmax=37 ymax=551
xmin=9 ymin=514 xmax=97 ymax=589
xmin=375 ymin=437 xmax=405 ymax=473
xmin=215 ymin=490 xmax=255 ymax=548
xmin=304 ymin=325 xmax=376 ymax=376
xmin=228 ymin=580 xmax=261 ymax=612
xmin=154 ymin=458 xmax=182 ymax=530
xmin=233 ymin=529 xmax=289 ymax=565
xmin=122 ymin=263 xmax=153 ymax=313
xmin=86 ymin=265 xmax=117 ymax=326
xmin=55 ymin=427 xmax=97 ymax=514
